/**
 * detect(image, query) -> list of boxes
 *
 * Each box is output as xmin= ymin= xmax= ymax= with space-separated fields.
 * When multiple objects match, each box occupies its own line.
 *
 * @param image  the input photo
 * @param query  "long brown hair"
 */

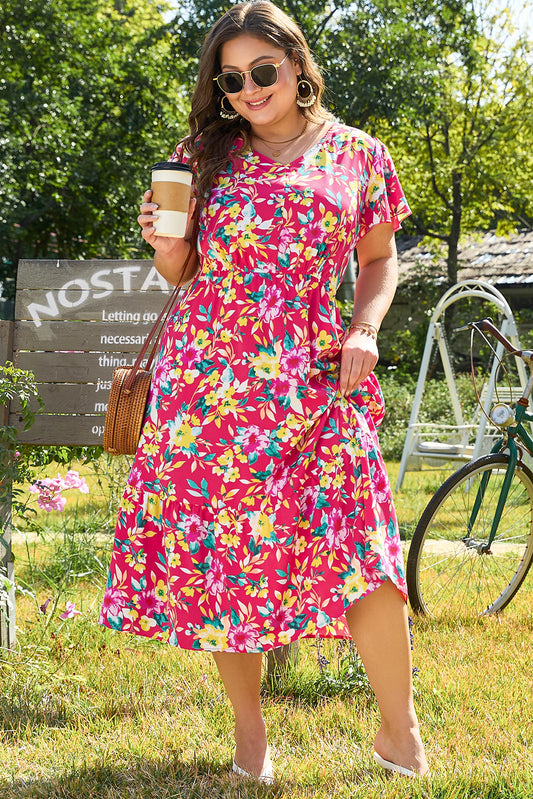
xmin=182 ymin=1 xmax=332 ymax=214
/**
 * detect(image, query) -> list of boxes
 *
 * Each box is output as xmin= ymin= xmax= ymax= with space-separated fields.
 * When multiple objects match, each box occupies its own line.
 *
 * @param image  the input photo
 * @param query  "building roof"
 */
xmin=397 ymin=229 xmax=533 ymax=289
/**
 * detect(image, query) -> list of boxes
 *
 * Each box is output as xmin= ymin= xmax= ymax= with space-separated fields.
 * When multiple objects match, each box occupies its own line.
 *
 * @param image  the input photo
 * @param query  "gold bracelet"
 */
xmin=347 ymin=321 xmax=378 ymax=340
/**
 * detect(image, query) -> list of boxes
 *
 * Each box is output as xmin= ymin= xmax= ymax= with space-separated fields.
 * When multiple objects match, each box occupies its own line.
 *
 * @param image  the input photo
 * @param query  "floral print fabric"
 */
xmin=100 ymin=123 xmax=410 ymax=652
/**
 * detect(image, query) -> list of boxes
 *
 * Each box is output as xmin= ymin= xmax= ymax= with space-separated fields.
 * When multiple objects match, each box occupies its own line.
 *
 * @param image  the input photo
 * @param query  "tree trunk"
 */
xmin=446 ymin=169 xmax=463 ymax=289
xmin=444 ymin=170 xmax=463 ymax=337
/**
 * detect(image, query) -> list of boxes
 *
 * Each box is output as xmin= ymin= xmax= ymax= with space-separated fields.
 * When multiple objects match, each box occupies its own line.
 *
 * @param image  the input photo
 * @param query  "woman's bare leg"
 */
xmin=212 ymin=652 xmax=271 ymax=777
xmin=345 ymin=579 xmax=429 ymax=776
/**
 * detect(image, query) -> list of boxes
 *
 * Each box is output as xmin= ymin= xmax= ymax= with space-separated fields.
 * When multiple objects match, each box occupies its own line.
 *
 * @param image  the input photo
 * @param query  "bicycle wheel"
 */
xmin=407 ymin=453 xmax=533 ymax=617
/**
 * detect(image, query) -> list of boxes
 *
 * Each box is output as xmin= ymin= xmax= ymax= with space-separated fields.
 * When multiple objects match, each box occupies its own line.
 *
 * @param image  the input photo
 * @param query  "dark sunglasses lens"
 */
xmin=251 ymin=64 xmax=278 ymax=87
xmin=218 ymin=73 xmax=243 ymax=93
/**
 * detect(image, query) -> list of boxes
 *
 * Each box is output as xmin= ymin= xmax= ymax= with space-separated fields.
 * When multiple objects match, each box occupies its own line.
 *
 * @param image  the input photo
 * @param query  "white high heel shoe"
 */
xmin=232 ymin=759 xmax=274 ymax=784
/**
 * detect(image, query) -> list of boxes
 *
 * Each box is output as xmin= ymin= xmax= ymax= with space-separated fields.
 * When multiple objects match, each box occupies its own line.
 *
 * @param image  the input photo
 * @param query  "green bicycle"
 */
xmin=407 ymin=318 xmax=533 ymax=617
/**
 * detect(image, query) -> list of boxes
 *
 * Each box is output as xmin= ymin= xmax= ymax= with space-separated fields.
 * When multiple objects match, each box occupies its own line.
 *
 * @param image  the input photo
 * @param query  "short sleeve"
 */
xmin=356 ymin=138 xmax=411 ymax=242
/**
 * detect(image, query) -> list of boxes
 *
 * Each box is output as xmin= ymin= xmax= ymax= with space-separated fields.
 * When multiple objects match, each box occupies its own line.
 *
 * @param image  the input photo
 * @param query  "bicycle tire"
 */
xmin=407 ymin=453 xmax=533 ymax=617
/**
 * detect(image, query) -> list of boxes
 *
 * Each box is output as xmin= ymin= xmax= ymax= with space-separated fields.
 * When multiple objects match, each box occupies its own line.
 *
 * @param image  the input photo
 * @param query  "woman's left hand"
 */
xmin=339 ymin=329 xmax=379 ymax=397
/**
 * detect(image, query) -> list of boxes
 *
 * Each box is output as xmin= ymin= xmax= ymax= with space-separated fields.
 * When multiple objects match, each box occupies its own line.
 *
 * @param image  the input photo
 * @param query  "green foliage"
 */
xmin=314 ymin=0 xmax=475 ymax=127
xmin=377 ymin=373 xmax=478 ymax=460
xmin=0 ymin=0 xmax=187 ymax=301
xmin=0 ymin=361 xmax=104 ymax=533
xmin=0 ymin=361 xmax=42 ymax=432
xmin=515 ymin=307 xmax=533 ymax=343
xmin=20 ymin=445 xmax=103 ymax=471
xmin=385 ymin=2 xmax=533 ymax=283
xmin=313 ymin=639 xmax=373 ymax=699
xmin=0 ymin=362 xmax=42 ymax=506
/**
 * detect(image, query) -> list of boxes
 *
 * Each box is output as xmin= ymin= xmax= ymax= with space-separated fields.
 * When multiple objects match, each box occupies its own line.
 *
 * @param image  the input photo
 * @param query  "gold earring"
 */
xmin=219 ymin=96 xmax=239 ymax=120
xmin=296 ymin=78 xmax=316 ymax=108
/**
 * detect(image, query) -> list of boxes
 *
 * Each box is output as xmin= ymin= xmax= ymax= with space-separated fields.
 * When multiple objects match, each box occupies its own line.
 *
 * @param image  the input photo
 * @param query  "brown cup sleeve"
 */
xmin=151 ymin=181 xmax=191 ymax=212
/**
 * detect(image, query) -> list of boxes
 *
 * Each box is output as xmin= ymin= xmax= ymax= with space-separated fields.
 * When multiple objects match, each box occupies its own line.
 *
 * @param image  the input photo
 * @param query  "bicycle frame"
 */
xmin=466 ymin=346 xmax=533 ymax=552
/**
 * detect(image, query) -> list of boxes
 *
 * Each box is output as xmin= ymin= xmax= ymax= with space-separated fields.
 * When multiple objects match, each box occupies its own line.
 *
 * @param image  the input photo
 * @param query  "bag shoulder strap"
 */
xmin=123 ymin=235 xmax=197 ymax=393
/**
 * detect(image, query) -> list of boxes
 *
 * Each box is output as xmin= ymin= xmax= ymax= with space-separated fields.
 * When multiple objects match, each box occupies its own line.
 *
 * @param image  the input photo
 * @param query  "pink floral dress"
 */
xmin=100 ymin=123 xmax=410 ymax=652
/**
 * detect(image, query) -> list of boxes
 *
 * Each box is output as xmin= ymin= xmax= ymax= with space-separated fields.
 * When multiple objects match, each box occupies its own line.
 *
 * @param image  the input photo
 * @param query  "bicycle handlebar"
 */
xmin=471 ymin=318 xmax=522 ymax=356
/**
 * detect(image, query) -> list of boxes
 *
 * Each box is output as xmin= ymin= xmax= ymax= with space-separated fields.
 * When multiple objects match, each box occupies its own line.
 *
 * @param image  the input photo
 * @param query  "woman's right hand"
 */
xmin=138 ymin=189 xmax=199 ymax=285
xmin=138 ymin=189 xmax=196 ymax=257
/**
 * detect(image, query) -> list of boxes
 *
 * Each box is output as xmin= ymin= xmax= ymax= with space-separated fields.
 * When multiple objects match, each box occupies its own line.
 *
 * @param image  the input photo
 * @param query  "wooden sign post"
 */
xmin=1 ymin=319 xmax=15 ymax=648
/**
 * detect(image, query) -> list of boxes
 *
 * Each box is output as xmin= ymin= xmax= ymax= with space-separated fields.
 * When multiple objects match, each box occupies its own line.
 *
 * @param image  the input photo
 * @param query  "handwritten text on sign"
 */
xmin=25 ymin=265 xmax=170 ymax=327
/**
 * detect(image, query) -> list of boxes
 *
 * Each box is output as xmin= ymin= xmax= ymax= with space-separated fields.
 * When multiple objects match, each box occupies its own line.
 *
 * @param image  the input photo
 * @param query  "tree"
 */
xmin=0 ymin=0 xmax=188 ymax=302
xmin=382 ymin=1 xmax=533 ymax=285
xmin=309 ymin=0 xmax=478 ymax=129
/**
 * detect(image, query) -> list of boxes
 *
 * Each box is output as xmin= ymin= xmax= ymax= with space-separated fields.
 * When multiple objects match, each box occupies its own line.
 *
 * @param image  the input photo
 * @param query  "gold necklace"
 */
xmin=253 ymin=121 xmax=308 ymax=158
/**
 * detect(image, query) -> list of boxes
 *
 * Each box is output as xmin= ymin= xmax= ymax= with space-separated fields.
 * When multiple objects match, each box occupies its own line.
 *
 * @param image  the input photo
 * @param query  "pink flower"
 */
xmin=205 ymin=559 xmax=226 ymax=595
xmin=277 ymin=226 xmax=294 ymax=257
xmin=325 ymin=508 xmax=349 ymax=548
xmin=269 ymin=605 xmax=292 ymax=629
xmin=138 ymin=589 xmax=164 ymax=615
xmin=29 ymin=477 xmax=63 ymax=494
xmin=300 ymin=484 xmax=319 ymax=520
xmin=62 ymin=470 xmax=89 ymax=493
xmin=356 ymin=428 xmax=374 ymax=453
xmin=184 ymin=514 xmax=210 ymax=544
xmin=101 ymin=588 xmax=124 ymax=616
xmin=385 ymin=534 xmax=402 ymax=563
xmin=303 ymin=221 xmax=327 ymax=247
xmin=361 ymin=552 xmax=382 ymax=585
xmin=29 ymin=478 xmax=67 ymax=512
xmin=228 ymin=623 xmax=260 ymax=651
xmin=14 ymin=450 xmax=21 ymax=458
xmin=179 ymin=343 xmax=202 ymax=369
xmin=265 ymin=465 xmax=291 ymax=497
xmin=281 ymin=346 xmax=309 ymax=375
xmin=270 ymin=373 xmax=298 ymax=400
xmin=60 ymin=601 xmax=81 ymax=619
xmin=29 ymin=470 xmax=89 ymax=511
xmin=371 ymin=469 xmax=390 ymax=503
xmin=373 ymin=143 xmax=385 ymax=175
xmin=41 ymin=494 xmax=67 ymax=512
xmin=153 ymin=356 xmax=172 ymax=386
xmin=258 ymin=285 xmax=283 ymax=322
xmin=236 ymin=425 xmax=270 ymax=455
xmin=128 ymin=466 xmax=143 ymax=488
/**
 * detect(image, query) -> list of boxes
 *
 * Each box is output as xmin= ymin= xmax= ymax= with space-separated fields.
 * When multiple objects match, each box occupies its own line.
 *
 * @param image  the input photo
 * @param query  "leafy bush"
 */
xmin=376 ymin=371 xmax=479 ymax=460
xmin=0 ymin=362 xmax=42 ymax=511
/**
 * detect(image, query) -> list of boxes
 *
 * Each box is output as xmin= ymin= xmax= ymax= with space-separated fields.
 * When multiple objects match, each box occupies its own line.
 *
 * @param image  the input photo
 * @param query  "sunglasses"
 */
xmin=213 ymin=54 xmax=289 ymax=94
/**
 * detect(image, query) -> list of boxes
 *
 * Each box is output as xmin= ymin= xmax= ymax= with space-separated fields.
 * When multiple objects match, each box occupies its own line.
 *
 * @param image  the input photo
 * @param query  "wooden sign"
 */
xmin=9 ymin=260 xmax=183 ymax=445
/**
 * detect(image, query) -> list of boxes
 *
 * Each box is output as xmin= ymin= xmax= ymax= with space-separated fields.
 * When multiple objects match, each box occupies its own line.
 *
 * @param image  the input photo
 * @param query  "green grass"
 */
xmin=1 ymin=458 xmax=533 ymax=798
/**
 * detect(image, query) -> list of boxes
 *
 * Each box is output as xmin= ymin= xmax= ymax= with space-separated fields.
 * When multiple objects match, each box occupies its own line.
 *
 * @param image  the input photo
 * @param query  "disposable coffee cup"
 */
xmin=150 ymin=161 xmax=193 ymax=238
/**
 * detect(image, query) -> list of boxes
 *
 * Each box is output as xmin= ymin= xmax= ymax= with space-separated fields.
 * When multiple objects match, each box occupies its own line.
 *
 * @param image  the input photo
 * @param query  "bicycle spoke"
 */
xmin=407 ymin=454 xmax=533 ymax=617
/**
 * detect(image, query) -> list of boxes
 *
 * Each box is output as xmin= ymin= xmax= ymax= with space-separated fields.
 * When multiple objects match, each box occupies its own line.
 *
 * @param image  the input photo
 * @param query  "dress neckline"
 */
xmin=243 ymin=121 xmax=339 ymax=168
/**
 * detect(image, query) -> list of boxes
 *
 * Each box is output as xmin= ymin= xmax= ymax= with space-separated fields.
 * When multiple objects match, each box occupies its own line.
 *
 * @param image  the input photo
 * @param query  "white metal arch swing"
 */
xmin=395 ymin=280 xmax=528 ymax=491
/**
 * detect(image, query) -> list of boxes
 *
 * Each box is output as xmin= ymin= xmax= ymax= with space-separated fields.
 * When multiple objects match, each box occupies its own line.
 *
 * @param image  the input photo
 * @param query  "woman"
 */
xmin=100 ymin=0 xmax=429 ymax=781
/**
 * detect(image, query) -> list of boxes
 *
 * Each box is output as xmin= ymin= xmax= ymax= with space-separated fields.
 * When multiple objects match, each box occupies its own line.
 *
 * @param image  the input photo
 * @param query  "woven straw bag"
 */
xmin=103 ymin=241 xmax=195 ymax=455
xmin=103 ymin=367 xmax=153 ymax=455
